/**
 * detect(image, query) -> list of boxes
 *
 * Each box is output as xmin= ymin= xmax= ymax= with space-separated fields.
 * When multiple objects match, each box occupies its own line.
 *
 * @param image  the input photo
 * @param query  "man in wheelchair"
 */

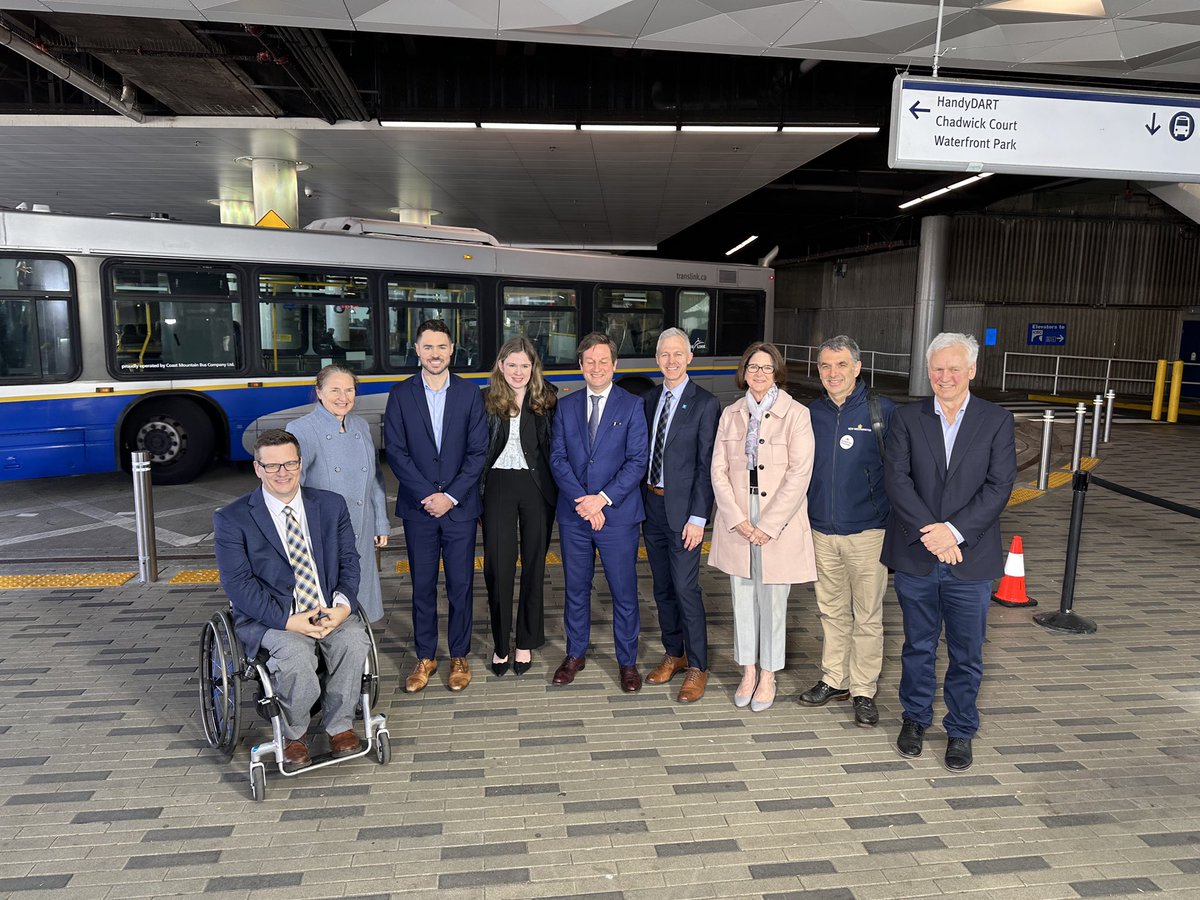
xmin=213 ymin=428 xmax=370 ymax=770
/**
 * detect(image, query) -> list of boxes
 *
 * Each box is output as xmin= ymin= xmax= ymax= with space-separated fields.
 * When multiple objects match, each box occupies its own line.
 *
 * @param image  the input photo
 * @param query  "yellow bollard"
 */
xmin=1167 ymin=360 xmax=1184 ymax=424
xmin=1151 ymin=358 xmax=1168 ymax=421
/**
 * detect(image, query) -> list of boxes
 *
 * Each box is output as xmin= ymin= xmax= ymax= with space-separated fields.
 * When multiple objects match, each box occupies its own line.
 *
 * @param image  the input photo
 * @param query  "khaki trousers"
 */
xmin=812 ymin=528 xmax=887 ymax=697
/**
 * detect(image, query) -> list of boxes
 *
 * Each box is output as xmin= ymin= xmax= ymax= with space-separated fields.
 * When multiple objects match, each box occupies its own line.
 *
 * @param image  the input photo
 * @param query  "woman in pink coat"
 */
xmin=709 ymin=342 xmax=816 ymax=712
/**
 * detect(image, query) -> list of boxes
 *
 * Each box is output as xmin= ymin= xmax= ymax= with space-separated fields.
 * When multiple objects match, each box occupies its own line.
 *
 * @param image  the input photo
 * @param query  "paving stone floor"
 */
xmin=1 ymin=424 xmax=1198 ymax=899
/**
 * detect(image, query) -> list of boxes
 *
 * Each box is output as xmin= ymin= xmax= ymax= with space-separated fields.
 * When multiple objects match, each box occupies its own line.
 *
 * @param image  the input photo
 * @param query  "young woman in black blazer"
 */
xmin=481 ymin=337 xmax=557 ymax=675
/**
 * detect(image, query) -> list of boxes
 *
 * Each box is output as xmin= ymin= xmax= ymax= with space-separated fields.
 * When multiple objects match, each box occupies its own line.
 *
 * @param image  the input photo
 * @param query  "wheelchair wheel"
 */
xmin=250 ymin=765 xmax=266 ymax=802
xmin=198 ymin=612 xmax=242 ymax=757
xmin=376 ymin=731 xmax=391 ymax=765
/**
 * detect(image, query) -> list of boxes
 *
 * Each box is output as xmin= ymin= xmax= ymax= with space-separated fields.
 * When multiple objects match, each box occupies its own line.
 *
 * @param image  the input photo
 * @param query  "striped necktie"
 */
xmin=283 ymin=505 xmax=321 ymax=613
xmin=649 ymin=390 xmax=672 ymax=486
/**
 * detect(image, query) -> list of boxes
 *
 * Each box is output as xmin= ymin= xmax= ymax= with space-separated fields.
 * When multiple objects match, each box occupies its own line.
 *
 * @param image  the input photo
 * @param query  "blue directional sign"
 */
xmin=1028 ymin=323 xmax=1066 ymax=346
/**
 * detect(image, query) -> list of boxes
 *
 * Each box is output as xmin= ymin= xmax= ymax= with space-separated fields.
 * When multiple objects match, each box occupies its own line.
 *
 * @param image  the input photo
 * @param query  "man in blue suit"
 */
xmin=641 ymin=328 xmax=719 ymax=703
xmin=550 ymin=332 xmax=649 ymax=692
xmin=214 ymin=429 xmax=369 ymax=770
xmin=883 ymin=332 xmax=1016 ymax=772
xmin=385 ymin=319 xmax=488 ymax=694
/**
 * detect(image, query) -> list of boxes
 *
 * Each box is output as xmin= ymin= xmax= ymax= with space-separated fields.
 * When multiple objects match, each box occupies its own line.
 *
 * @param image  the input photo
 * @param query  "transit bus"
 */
xmin=0 ymin=211 xmax=773 ymax=484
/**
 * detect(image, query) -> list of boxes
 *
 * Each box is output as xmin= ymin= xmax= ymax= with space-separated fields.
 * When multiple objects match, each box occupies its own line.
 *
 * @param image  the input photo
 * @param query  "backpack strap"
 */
xmin=867 ymin=390 xmax=886 ymax=458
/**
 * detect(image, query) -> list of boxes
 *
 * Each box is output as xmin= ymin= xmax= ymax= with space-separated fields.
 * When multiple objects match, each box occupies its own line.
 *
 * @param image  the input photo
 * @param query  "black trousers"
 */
xmin=482 ymin=468 xmax=552 ymax=654
xmin=642 ymin=489 xmax=709 ymax=671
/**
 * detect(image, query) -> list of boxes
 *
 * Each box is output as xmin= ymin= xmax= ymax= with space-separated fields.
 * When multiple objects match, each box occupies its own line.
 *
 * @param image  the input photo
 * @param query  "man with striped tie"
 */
xmin=214 ymin=429 xmax=369 ymax=771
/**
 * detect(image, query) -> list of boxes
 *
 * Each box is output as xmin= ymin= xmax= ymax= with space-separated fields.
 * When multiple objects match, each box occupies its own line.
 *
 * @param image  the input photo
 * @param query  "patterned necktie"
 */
xmin=588 ymin=394 xmax=601 ymax=448
xmin=283 ymin=506 xmax=321 ymax=612
xmin=649 ymin=390 xmax=672 ymax=486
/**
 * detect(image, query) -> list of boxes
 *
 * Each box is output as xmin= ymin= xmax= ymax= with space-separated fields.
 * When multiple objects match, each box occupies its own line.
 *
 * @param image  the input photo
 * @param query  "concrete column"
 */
xmin=908 ymin=215 xmax=951 ymax=397
xmin=249 ymin=157 xmax=302 ymax=228
xmin=210 ymin=199 xmax=255 ymax=226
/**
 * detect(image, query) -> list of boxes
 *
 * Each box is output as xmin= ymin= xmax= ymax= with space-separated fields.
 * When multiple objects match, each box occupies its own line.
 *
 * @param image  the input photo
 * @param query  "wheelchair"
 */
xmin=198 ymin=606 xmax=390 ymax=800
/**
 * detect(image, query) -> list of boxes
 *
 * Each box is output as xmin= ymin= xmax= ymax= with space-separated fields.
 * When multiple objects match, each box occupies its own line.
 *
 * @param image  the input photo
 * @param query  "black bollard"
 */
xmin=1034 ymin=471 xmax=1098 ymax=635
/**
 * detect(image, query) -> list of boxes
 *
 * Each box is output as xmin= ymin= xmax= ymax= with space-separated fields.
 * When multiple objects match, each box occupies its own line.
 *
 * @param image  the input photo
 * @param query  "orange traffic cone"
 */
xmin=993 ymin=536 xmax=1037 ymax=607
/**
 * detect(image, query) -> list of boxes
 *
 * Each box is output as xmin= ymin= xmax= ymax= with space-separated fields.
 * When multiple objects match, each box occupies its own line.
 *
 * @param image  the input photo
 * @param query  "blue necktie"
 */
xmin=588 ymin=394 xmax=601 ymax=447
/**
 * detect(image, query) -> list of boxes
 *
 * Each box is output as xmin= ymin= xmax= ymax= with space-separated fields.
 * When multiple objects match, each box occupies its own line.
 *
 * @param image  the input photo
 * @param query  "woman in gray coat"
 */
xmin=287 ymin=364 xmax=390 ymax=622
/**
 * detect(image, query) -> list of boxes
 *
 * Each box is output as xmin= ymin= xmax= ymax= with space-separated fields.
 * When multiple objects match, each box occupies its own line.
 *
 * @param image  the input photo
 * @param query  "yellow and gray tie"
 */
xmin=283 ymin=505 xmax=321 ymax=613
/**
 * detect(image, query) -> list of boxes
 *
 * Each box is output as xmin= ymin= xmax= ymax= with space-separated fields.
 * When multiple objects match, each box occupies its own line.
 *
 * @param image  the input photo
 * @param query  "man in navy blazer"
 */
xmin=386 ymin=319 xmax=488 ymax=694
xmin=882 ymin=332 xmax=1016 ymax=772
xmin=550 ymin=332 xmax=649 ymax=692
xmin=214 ymin=429 xmax=368 ymax=770
xmin=641 ymin=328 xmax=720 ymax=703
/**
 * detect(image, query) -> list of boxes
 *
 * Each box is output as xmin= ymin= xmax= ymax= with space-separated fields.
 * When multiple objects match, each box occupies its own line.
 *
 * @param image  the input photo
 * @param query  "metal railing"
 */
xmin=778 ymin=343 xmax=910 ymax=387
xmin=1001 ymin=352 xmax=1199 ymax=397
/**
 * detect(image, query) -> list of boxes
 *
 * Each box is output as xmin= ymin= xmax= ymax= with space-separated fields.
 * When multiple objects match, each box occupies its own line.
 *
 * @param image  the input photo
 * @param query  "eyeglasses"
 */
xmin=745 ymin=364 xmax=775 ymax=374
xmin=256 ymin=459 xmax=301 ymax=473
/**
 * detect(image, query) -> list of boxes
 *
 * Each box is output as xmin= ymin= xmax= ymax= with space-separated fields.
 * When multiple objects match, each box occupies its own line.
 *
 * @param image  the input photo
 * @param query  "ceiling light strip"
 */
xmin=781 ymin=126 xmax=880 ymax=135
xmin=379 ymin=120 xmax=477 ymax=129
xmin=480 ymin=122 xmax=577 ymax=131
xmin=725 ymin=235 xmax=759 ymax=256
xmin=898 ymin=172 xmax=993 ymax=210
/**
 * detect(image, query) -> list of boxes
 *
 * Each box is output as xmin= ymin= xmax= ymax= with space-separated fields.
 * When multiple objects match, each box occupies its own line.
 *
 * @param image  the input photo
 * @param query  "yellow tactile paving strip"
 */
xmin=0 ymin=572 xmax=135 ymax=589
xmin=9 ymin=455 xmax=1103 ymax=587
xmin=170 ymin=569 xmax=222 ymax=584
xmin=1006 ymin=456 xmax=1100 ymax=508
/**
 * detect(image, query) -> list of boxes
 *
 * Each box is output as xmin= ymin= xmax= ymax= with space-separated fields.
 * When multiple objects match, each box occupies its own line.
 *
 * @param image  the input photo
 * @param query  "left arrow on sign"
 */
xmin=909 ymin=101 xmax=930 ymax=120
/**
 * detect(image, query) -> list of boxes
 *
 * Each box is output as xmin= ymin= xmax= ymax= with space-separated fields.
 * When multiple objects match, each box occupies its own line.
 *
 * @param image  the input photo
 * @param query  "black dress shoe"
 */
xmin=512 ymin=654 xmax=533 ymax=676
xmin=852 ymin=696 xmax=879 ymax=727
xmin=798 ymin=681 xmax=851 ymax=706
xmin=896 ymin=719 xmax=926 ymax=758
xmin=490 ymin=656 xmax=510 ymax=677
xmin=945 ymin=738 xmax=973 ymax=771
xmin=553 ymin=656 xmax=586 ymax=685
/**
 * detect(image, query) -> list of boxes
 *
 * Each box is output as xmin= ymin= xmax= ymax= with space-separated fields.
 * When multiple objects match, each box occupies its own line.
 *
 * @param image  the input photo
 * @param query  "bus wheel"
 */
xmin=128 ymin=400 xmax=214 ymax=485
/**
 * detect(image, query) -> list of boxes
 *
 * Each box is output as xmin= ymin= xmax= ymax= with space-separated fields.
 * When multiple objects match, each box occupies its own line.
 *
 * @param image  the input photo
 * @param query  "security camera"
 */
xmin=303 ymin=186 xmax=315 ymax=198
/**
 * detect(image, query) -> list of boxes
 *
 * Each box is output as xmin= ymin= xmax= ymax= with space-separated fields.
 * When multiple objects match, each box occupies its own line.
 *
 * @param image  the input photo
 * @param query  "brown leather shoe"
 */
xmin=619 ymin=665 xmax=643 ymax=693
xmin=676 ymin=668 xmax=708 ymax=703
xmin=552 ymin=655 xmax=586 ymax=685
xmin=328 ymin=728 xmax=361 ymax=758
xmin=645 ymin=653 xmax=688 ymax=685
xmin=405 ymin=658 xmax=438 ymax=693
xmin=447 ymin=657 xmax=472 ymax=692
xmin=283 ymin=738 xmax=311 ymax=769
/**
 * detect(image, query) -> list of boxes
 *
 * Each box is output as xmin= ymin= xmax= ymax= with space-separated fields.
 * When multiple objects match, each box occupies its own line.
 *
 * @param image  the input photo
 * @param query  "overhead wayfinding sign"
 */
xmin=890 ymin=75 xmax=1200 ymax=182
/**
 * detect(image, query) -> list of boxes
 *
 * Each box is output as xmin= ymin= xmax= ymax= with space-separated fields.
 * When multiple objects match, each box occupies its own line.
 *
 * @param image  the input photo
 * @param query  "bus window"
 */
xmin=678 ymin=290 xmax=711 ymax=356
xmin=715 ymin=291 xmax=766 ymax=356
xmin=108 ymin=263 xmax=242 ymax=377
xmin=258 ymin=272 xmax=372 ymax=375
xmin=387 ymin=278 xmax=478 ymax=369
xmin=502 ymin=285 xmax=577 ymax=367
xmin=595 ymin=288 xmax=664 ymax=358
xmin=0 ymin=256 xmax=75 ymax=382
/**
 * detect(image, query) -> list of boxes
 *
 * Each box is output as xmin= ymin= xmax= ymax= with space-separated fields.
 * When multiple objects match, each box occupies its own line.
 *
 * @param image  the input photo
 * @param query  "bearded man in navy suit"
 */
xmin=385 ymin=319 xmax=488 ymax=694
xmin=883 ymin=332 xmax=1016 ymax=772
xmin=214 ymin=429 xmax=368 ymax=770
xmin=550 ymin=332 xmax=649 ymax=693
